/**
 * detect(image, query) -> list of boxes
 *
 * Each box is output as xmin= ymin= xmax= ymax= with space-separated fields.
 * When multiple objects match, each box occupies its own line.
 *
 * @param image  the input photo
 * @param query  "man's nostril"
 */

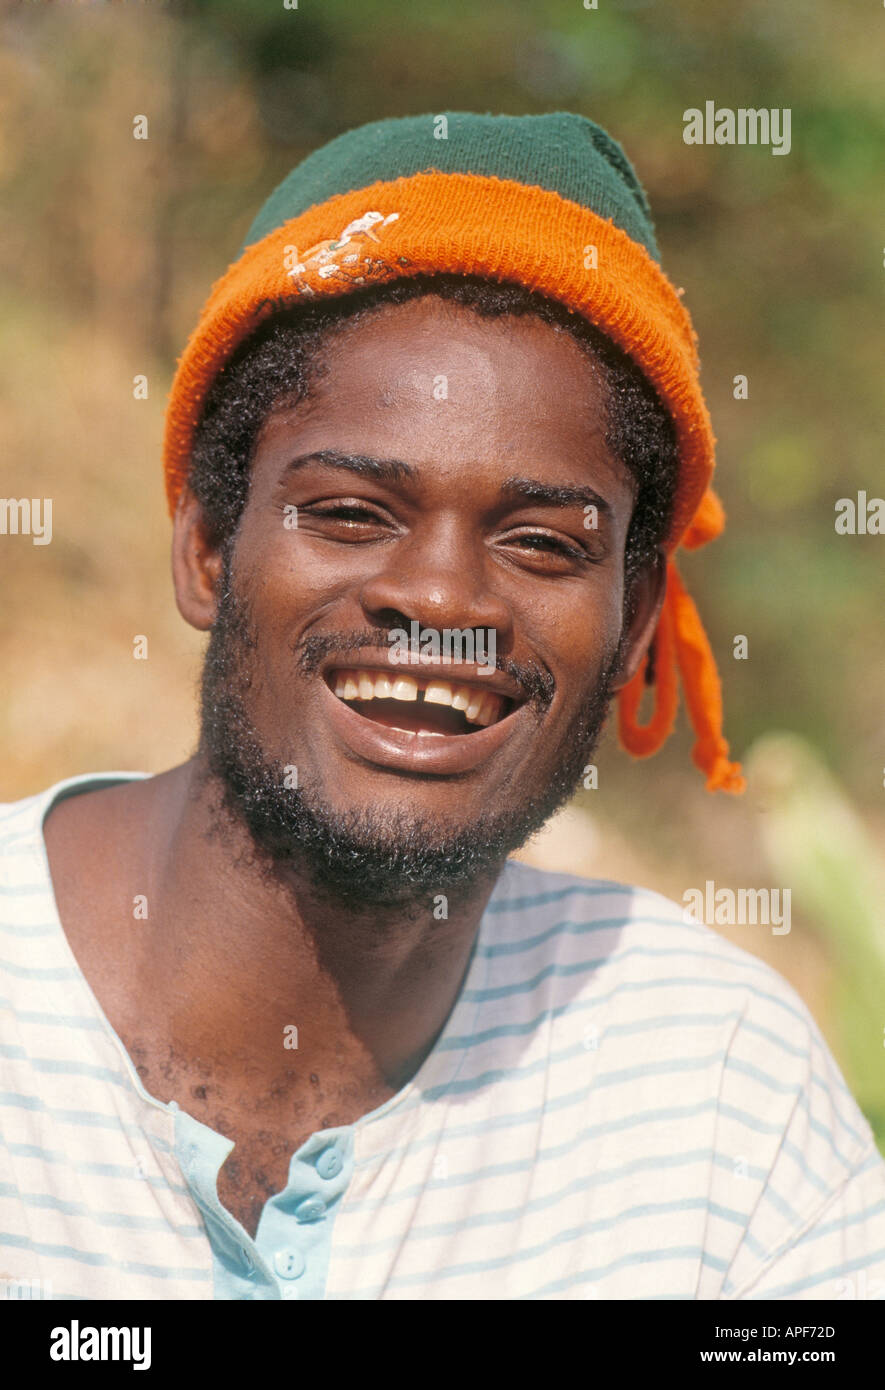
xmin=376 ymin=609 xmax=411 ymax=632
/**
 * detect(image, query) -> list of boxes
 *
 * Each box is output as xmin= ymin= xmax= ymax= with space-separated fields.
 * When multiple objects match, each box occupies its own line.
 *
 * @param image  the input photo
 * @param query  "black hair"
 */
xmin=188 ymin=274 xmax=679 ymax=603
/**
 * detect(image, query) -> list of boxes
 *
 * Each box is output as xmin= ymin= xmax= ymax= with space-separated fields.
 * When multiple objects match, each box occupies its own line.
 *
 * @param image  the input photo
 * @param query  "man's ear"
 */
xmin=609 ymin=550 xmax=668 ymax=692
xmin=171 ymin=486 xmax=226 ymax=633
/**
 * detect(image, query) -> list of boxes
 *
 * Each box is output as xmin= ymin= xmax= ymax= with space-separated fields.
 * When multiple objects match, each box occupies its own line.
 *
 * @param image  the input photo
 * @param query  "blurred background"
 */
xmin=1 ymin=0 xmax=883 ymax=1142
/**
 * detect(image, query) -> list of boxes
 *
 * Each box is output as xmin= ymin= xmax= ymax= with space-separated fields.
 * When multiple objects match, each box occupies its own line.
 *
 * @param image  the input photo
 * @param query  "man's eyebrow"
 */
xmin=500 ymin=475 xmax=613 ymax=517
xmin=282 ymin=449 xmax=418 ymax=484
xmin=280 ymin=455 xmax=612 ymax=515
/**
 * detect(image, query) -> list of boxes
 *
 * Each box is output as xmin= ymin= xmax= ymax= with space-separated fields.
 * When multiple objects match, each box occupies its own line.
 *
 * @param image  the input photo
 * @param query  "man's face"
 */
xmin=186 ymin=297 xmax=662 ymax=904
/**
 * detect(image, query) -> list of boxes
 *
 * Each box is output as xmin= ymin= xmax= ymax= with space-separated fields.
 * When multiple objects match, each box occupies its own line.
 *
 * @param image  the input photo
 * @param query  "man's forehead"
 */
xmin=314 ymin=295 xmax=607 ymax=388
xmin=264 ymin=297 xmax=615 ymax=467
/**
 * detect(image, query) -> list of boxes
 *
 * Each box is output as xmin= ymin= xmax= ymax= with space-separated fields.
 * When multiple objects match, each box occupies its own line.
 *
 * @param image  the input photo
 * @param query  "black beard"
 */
xmin=197 ymin=560 xmax=624 ymax=914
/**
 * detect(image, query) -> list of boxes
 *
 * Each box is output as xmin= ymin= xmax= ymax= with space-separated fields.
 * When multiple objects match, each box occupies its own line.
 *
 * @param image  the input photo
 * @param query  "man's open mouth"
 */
xmin=327 ymin=668 xmax=518 ymax=737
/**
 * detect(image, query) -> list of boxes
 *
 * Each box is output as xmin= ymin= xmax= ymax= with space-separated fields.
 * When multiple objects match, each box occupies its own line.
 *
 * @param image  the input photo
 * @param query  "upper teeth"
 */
xmin=331 ymin=669 xmax=505 ymax=727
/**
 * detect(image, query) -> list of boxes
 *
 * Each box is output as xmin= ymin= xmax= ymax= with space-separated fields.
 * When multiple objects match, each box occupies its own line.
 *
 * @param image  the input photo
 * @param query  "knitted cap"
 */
xmin=163 ymin=111 xmax=744 ymax=794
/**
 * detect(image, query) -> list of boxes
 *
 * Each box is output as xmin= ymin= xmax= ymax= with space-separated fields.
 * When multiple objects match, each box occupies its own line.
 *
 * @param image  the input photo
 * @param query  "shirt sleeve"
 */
xmin=717 ymin=989 xmax=885 ymax=1300
xmin=726 ymin=1148 xmax=885 ymax=1299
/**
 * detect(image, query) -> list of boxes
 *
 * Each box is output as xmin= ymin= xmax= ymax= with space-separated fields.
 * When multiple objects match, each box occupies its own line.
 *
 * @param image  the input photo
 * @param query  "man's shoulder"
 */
xmin=492 ymin=856 xmax=777 ymax=970
xmin=489 ymin=859 xmax=828 ymax=1049
xmin=0 ymin=780 xmax=60 ymax=869
xmin=0 ymin=772 xmax=150 ymax=887
xmin=488 ymin=860 xmax=877 ymax=1169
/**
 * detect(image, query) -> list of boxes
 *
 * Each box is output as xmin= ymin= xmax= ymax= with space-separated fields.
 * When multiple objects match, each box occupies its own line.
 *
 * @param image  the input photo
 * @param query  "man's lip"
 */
xmin=318 ymin=651 xmax=525 ymax=704
xmin=318 ymin=672 xmax=530 ymax=775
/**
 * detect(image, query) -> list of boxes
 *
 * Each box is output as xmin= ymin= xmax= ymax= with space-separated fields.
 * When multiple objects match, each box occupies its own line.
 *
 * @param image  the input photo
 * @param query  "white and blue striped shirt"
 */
xmin=3 ymin=773 xmax=885 ymax=1300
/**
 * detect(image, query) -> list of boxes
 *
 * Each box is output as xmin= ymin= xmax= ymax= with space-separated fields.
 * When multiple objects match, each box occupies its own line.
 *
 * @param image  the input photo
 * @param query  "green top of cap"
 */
xmin=241 ymin=110 xmax=660 ymax=263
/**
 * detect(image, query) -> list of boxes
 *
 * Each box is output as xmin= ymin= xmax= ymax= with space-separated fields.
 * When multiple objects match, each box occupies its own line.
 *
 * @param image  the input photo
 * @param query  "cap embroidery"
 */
xmin=286 ymin=211 xmax=401 ymax=290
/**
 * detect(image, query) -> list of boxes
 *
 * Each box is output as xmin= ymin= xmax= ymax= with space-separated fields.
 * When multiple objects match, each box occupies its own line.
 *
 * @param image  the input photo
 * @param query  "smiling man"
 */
xmin=4 ymin=113 xmax=885 ymax=1302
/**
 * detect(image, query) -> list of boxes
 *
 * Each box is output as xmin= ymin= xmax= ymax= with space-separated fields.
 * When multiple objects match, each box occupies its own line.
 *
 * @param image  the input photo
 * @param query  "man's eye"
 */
xmin=305 ymin=503 xmax=385 ymax=526
xmin=509 ymin=532 xmax=587 ymax=561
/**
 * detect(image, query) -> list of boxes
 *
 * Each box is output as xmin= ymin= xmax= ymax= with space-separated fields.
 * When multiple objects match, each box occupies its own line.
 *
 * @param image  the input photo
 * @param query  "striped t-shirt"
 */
xmin=3 ymin=772 xmax=885 ymax=1301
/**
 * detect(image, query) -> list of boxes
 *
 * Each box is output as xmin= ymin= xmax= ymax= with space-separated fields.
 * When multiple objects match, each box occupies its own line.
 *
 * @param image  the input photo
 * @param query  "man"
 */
xmin=3 ymin=112 xmax=884 ymax=1301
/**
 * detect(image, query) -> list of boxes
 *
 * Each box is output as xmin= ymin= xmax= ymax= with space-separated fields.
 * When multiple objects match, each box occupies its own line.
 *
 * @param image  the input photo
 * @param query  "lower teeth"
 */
xmin=385 ymin=726 xmax=448 ymax=738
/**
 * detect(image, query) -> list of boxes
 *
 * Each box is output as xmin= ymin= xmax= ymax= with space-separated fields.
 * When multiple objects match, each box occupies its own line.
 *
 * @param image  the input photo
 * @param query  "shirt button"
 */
xmin=316 ymin=1148 xmax=343 ymax=1179
xmin=294 ymin=1195 xmax=327 ymax=1223
xmin=274 ymin=1247 xmax=306 ymax=1279
xmin=281 ymin=1285 xmax=300 ymax=1300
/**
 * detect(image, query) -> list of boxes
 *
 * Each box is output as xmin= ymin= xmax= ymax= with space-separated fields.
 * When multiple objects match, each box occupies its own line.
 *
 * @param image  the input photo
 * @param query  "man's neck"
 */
xmin=46 ymin=759 xmax=500 ymax=1102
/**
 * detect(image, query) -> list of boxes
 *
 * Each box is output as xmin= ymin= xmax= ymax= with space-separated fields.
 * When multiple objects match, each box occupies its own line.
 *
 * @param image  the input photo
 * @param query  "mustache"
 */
xmin=293 ymin=628 xmax=555 ymax=711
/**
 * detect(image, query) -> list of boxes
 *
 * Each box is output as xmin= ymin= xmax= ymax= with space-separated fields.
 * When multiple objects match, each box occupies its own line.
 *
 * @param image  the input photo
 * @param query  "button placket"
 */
xmin=255 ymin=1129 xmax=354 ymax=1301
xmin=173 ymin=1107 xmax=280 ymax=1299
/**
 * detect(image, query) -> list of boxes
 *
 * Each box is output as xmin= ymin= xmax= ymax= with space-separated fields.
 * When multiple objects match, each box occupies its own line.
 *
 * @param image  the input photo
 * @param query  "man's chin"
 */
xmin=205 ymin=766 xmax=561 ymax=912
xmin=199 ymin=692 xmax=614 ymax=914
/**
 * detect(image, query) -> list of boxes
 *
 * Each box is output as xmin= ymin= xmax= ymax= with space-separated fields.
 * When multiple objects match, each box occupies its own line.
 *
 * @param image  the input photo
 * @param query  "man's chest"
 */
xmin=212 ymin=1131 xmax=299 ymax=1238
xmin=126 ymin=1042 xmax=386 ymax=1239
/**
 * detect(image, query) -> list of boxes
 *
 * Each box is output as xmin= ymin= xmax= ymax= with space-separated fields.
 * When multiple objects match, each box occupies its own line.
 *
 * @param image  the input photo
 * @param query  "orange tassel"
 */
xmin=617 ymin=583 xmax=678 ymax=757
xmin=667 ymin=563 xmax=745 ymax=793
xmin=617 ymin=559 xmax=745 ymax=794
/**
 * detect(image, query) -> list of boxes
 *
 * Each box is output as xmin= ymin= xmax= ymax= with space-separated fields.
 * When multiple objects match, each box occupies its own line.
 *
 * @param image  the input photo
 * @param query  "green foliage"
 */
xmin=748 ymin=735 xmax=885 ymax=1149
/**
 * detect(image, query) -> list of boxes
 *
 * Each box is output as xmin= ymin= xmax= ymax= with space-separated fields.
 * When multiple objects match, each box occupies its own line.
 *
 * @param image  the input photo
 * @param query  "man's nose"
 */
xmin=357 ymin=529 xmax=513 ymax=646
